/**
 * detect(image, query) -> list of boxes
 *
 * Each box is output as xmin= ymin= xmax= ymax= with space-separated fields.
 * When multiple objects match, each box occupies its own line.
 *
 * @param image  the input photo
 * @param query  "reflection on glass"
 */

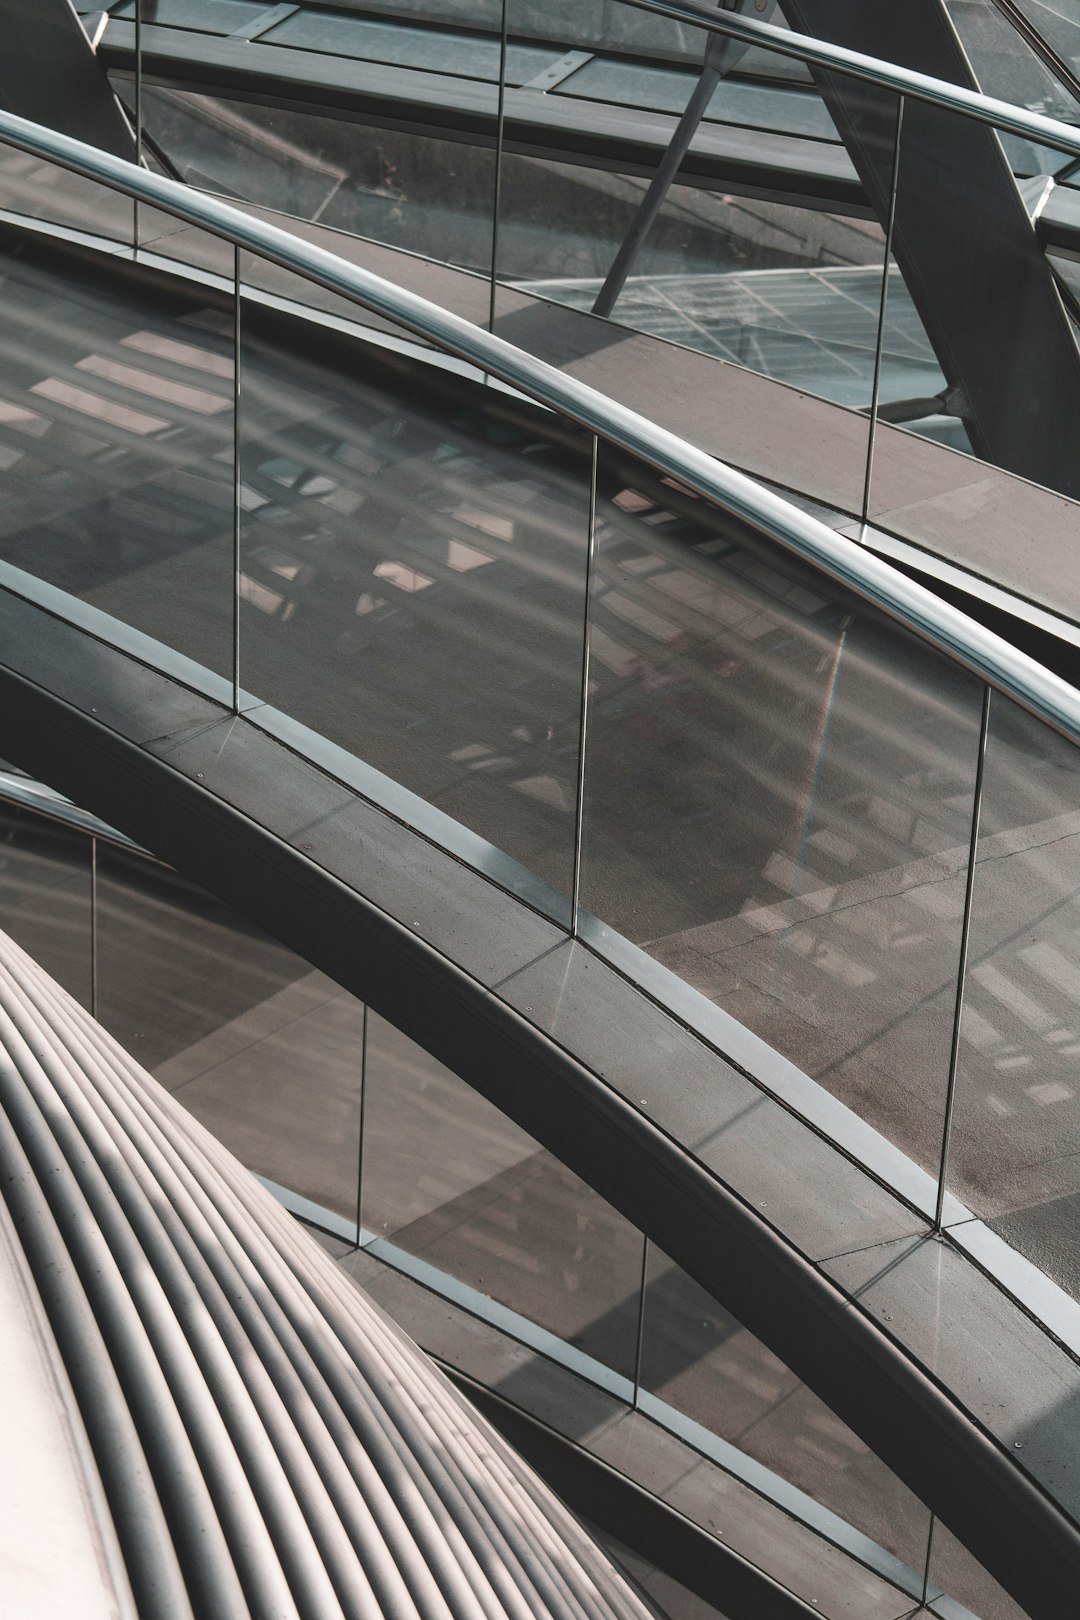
xmin=493 ymin=150 xmax=887 ymax=516
xmin=638 ymin=1244 xmax=933 ymax=1581
xmin=0 ymin=141 xmax=132 ymax=245
xmin=238 ymin=264 xmax=591 ymax=896
xmin=950 ymin=695 xmax=1080 ymax=1299
xmin=588 ymin=1525 xmax=738 ymax=1620
xmin=495 ymin=20 xmax=894 ymax=518
xmin=95 ymin=844 xmax=364 ymax=1222
xmin=361 ymin=1011 xmax=645 ymax=1381
xmin=946 ymin=0 xmax=1078 ymax=119
xmin=869 ymin=100 xmax=1080 ymax=519
xmin=1004 ymin=1 xmax=1080 ymax=99
xmin=580 ymin=445 xmax=983 ymax=1176
xmin=0 ymin=216 xmax=235 ymax=677
xmin=0 ymin=799 xmax=92 ymax=1008
xmin=498 ymin=154 xmax=890 ymax=412
xmin=139 ymin=87 xmax=497 ymax=275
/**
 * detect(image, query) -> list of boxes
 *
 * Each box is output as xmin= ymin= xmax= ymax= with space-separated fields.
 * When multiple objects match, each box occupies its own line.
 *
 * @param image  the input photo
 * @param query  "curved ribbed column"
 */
xmin=0 ymin=925 xmax=653 ymax=1620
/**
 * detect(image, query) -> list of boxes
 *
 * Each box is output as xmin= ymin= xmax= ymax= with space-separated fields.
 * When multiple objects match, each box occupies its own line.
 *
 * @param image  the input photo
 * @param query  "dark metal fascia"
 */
xmin=439 ymin=1366 xmax=826 ymax=1620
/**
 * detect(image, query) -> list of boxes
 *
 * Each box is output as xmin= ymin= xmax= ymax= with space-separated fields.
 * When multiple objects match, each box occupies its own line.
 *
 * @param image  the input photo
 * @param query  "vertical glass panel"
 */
xmin=238 ymin=260 xmax=592 ymax=899
xmin=0 ymin=795 xmax=92 ymax=1009
xmin=949 ymin=694 xmax=1080 ymax=1299
xmin=0 ymin=211 xmax=235 ymax=679
xmin=496 ymin=7 xmax=894 ymax=519
xmin=138 ymin=86 xmax=497 ymax=275
xmin=867 ymin=99 xmax=1080 ymax=583
xmin=95 ymin=842 xmax=363 ymax=1224
xmin=638 ymin=1244 xmax=933 ymax=1594
xmin=580 ymin=445 xmax=983 ymax=1179
xmin=0 ymin=139 xmax=132 ymax=247
xmin=361 ymin=1011 xmax=645 ymax=1383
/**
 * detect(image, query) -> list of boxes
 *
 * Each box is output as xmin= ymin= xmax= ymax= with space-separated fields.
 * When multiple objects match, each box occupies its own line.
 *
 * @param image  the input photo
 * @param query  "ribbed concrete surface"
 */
xmin=0 ymin=925 xmax=655 ymax=1620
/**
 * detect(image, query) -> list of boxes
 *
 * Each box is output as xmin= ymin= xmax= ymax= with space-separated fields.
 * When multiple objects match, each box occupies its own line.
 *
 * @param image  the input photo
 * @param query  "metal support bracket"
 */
xmin=591 ymin=0 xmax=777 ymax=320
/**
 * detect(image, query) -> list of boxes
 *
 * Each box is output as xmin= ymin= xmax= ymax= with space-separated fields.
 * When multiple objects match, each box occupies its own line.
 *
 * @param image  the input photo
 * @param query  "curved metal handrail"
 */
xmin=2 ymin=108 xmax=1079 ymax=750
xmin=625 ymin=0 xmax=1080 ymax=151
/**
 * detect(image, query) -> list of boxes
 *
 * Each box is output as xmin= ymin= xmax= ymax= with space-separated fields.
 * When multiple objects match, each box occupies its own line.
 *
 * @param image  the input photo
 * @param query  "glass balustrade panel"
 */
xmin=95 ymin=840 xmax=363 ymax=1228
xmin=238 ymin=257 xmax=592 ymax=906
xmin=865 ymin=99 xmax=1080 ymax=628
xmin=136 ymin=84 xmax=497 ymax=281
xmin=360 ymin=1009 xmax=646 ymax=1386
xmin=947 ymin=693 xmax=1080 ymax=1305
xmin=637 ymin=1242 xmax=934 ymax=1608
xmin=494 ymin=5 xmax=894 ymax=520
xmin=579 ymin=442 xmax=984 ymax=1183
xmin=0 ymin=138 xmax=132 ymax=247
xmin=0 ymin=796 xmax=92 ymax=1010
xmin=0 ymin=180 xmax=235 ymax=683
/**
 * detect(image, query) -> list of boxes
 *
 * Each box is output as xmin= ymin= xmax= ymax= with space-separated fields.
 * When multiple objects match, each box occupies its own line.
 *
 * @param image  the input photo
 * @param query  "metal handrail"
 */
xmin=2 ymin=106 xmax=1080 ymax=750
xmin=625 ymin=0 xmax=1080 ymax=154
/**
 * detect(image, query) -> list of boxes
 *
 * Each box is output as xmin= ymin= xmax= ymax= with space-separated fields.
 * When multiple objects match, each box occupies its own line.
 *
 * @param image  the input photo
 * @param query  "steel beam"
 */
xmin=0 ymin=0 xmax=135 ymax=161
xmin=782 ymin=0 xmax=1080 ymax=499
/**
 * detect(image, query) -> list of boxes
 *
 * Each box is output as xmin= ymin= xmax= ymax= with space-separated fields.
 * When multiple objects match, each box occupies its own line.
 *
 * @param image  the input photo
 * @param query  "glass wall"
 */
xmin=137 ymin=87 xmax=500 ymax=276
xmin=637 ymin=1245 xmax=934 ymax=1588
xmin=95 ymin=842 xmax=367 ymax=1223
xmin=361 ymin=1011 xmax=646 ymax=1385
xmin=3 ymin=17 xmax=1080 ymax=1611
xmin=0 ymin=796 xmax=92 ymax=1008
xmin=75 ymin=0 xmax=1080 ymax=528
xmin=0 ymin=791 xmax=365 ymax=1228
xmin=867 ymin=94 xmax=1080 ymax=526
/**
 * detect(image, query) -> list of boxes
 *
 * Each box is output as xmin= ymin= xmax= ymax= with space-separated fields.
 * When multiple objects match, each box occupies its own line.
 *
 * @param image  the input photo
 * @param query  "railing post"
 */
xmin=934 ymin=682 xmax=992 ymax=1232
xmin=861 ymin=94 xmax=905 ymax=527
xmin=571 ymin=437 xmax=599 ymax=937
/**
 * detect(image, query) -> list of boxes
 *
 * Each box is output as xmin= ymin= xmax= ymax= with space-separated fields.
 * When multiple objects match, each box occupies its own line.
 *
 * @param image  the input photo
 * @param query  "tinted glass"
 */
xmin=361 ymin=1011 xmax=645 ymax=1382
xmin=0 ymin=216 xmax=235 ymax=679
xmin=0 ymin=799 xmax=92 ymax=1008
xmin=949 ymin=694 xmax=1080 ymax=1300
xmin=638 ymin=1243 xmax=933 ymax=1584
xmin=95 ymin=843 xmax=363 ymax=1222
xmin=579 ymin=445 xmax=983 ymax=1179
xmin=238 ymin=265 xmax=592 ymax=900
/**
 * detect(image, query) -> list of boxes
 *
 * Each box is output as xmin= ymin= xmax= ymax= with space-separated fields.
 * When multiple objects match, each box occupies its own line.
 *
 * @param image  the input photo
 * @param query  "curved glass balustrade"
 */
xmin=2 ymin=75 xmax=1080 ymax=1275
xmin=96 ymin=0 xmax=1080 ymax=504
xmin=0 ymin=771 xmax=1029 ymax=1620
xmin=1 ymin=64 xmax=1080 ymax=1615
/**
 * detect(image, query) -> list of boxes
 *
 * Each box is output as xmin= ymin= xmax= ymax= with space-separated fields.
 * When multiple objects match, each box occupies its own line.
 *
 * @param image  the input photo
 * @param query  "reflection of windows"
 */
xmin=374 ymin=560 xmax=434 ymax=592
xmin=30 ymin=376 xmax=170 ymax=435
xmin=76 ymin=353 xmax=229 ymax=415
xmin=120 ymin=329 xmax=232 ymax=378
